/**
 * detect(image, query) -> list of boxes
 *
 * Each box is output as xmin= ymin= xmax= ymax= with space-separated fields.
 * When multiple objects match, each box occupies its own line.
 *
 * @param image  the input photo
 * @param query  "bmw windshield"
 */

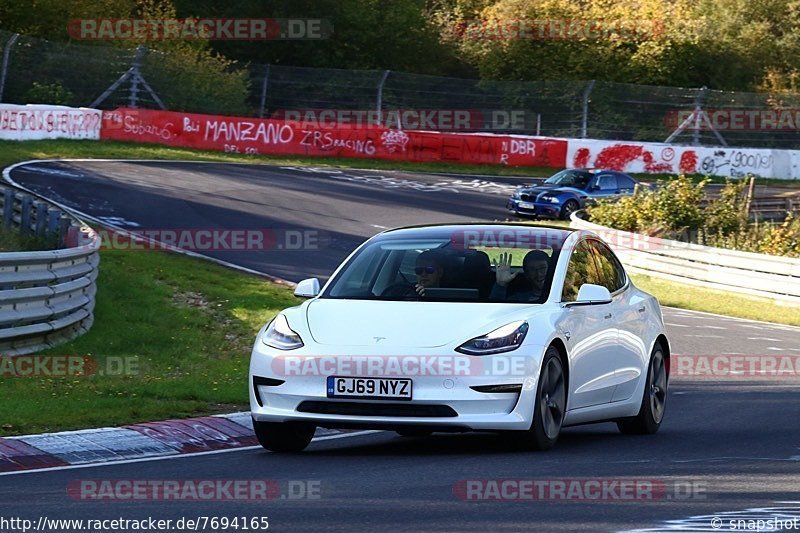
xmin=543 ymin=170 xmax=592 ymax=188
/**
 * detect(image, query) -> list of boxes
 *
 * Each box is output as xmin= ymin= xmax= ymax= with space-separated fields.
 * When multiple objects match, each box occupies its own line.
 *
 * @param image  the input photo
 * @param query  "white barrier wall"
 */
xmin=0 ymin=104 xmax=102 ymax=141
xmin=566 ymin=139 xmax=800 ymax=180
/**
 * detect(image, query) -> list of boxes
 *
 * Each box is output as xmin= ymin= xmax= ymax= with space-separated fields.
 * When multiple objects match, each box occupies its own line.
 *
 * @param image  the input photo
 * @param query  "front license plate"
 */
xmin=327 ymin=376 xmax=412 ymax=401
xmin=518 ymin=201 xmax=535 ymax=209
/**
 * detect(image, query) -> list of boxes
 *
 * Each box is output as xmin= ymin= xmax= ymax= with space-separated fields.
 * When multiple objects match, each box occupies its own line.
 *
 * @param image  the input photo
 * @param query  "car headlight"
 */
xmin=456 ymin=321 xmax=528 ymax=355
xmin=543 ymin=196 xmax=560 ymax=204
xmin=261 ymin=314 xmax=304 ymax=350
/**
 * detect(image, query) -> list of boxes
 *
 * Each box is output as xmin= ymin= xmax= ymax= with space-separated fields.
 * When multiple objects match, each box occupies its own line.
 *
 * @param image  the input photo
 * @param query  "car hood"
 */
xmin=305 ymin=299 xmax=538 ymax=348
xmin=518 ymin=185 xmax=583 ymax=196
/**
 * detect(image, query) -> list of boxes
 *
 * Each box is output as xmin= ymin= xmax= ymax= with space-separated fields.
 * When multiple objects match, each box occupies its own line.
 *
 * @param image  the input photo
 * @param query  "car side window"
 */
xmin=561 ymin=240 xmax=603 ymax=301
xmin=596 ymin=174 xmax=617 ymax=191
xmin=589 ymin=240 xmax=626 ymax=293
xmin=616 ymin=174 xmax=635 ymax=191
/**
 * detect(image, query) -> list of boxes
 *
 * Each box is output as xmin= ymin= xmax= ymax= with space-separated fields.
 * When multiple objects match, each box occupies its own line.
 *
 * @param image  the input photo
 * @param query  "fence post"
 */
xmin=20 ymin=196 xmax=32 ymax=234
xmin=258 ymin=64 xmax=271 ymax=118
xmin=744 ymin=175 xmax=756 ymax=217
xmin=47 ymin=209 xmax=61 ymax=235
xmin=128 ymin=45 xmax=147 ymax=108
xmin=581 ymin=80 xmax=595 ymax=138
xmin=2 ymin=189 xmax=13 ymax=227
xmin=692 ymin=86 xmax=707 ymax=146
xmin=58 ymin=217 xmax=71 ymax=247
xmin=0 ymin=33 xmax=19 ymax=103
xmin=376 ymin=70 xmax=390 ymax=126
xmin=34 ymin=201 xmax=47 ymax=236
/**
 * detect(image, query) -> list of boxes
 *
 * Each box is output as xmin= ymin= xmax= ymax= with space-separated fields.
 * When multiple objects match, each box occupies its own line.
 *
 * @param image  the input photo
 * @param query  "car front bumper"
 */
xmin=507 ymin=199 xmax=561 ymax=219
xmin=249 ymin=342 xmax=545 ymax=431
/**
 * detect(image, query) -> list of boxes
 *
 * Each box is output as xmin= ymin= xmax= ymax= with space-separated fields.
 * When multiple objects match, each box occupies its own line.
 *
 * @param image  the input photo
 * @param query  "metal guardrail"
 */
xmin=570 ymin=212 xmax=800 ymax=306
xmin=0 ymin=185 xmax=99 ymax=355
xmin=749 ymin=197 xmax=799 ymax=220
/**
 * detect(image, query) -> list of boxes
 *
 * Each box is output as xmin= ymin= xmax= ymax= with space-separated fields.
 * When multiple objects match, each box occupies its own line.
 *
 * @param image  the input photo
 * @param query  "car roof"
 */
xmin=580 ymin=168 xmax=636 ymax=177
xmin=373 ymin=223 xmax=575 ymax=246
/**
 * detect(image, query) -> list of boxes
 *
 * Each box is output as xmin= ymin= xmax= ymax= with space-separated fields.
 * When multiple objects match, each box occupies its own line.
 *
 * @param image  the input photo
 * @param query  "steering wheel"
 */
xmin=380 ymin=283 xmax=419 ymax=299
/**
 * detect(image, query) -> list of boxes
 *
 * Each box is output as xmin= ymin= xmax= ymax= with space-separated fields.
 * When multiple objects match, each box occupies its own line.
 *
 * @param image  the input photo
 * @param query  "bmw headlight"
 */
xmin=543 ymin=196 xmax=560 ymax=204
xmin=261 ymin=314 xmax=304 ymax=350
xmin=456 ymin=321 xmax=528 ymax=355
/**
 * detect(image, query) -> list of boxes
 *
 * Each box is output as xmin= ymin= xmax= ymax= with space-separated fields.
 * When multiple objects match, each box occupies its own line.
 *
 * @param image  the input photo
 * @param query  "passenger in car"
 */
xmin=490 ymin=250 xmax=550 ymax=302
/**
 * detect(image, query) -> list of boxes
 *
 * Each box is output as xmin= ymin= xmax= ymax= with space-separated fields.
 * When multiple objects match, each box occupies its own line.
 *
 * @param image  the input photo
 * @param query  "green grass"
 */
xmin=632 ymin=274 xmax=800 ymax=326
xmin=0 ymin=249 xmax=300 ymax=436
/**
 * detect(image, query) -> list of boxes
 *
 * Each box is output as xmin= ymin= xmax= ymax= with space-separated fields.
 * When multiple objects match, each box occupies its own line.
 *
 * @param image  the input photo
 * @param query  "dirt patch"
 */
xmin=172 ymin=291 xmax=211 ymax=309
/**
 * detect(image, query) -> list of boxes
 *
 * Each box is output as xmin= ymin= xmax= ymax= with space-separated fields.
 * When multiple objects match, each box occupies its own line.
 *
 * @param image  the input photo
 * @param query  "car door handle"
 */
xmin=604 ymin=313 xmax=612 ymax=320
xmin=638 ymin=306 xmax=646 ymax=313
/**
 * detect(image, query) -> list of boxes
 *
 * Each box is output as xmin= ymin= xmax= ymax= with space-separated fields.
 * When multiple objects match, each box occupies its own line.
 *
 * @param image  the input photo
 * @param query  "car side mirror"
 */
xmin=589 ymin=184 xmax=600 ymax=191
xmin=565 ymin=284 xmax=612 ymax=306
xmin=294 ymin=278 xmax=320 ymax=298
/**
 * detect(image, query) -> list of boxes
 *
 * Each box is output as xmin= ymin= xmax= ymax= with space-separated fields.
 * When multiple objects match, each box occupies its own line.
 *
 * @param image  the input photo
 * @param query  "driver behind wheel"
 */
xmin=414 ymin=249 xmax=444 ymax=297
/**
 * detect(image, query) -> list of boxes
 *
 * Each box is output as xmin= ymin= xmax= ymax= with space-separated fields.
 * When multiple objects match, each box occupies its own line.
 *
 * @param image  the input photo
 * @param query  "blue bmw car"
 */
xmin=507 ymin=168 xmax=639 ymax=220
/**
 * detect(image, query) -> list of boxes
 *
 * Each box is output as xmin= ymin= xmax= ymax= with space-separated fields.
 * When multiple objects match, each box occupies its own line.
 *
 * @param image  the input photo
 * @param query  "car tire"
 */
xmin=617 ymin=342 xmax=668 ymax=435
xmin=560 ymin=200 xmax=579 ymax=220
xmin=252 ymin=419 xmax=316 ymax=452
xmin=396 ymin=428 xmax=433 ymax=438
xmin=522 ymin=346 xmax=566 ymax=450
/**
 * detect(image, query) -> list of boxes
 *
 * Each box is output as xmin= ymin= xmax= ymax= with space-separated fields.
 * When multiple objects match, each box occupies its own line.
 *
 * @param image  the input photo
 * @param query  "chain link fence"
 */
xmin=2 ymin=30 xmax=800 ymax=149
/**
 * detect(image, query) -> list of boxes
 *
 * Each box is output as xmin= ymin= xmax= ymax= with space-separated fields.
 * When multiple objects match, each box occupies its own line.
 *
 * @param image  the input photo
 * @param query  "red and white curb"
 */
xmin=0 ymin=413 xmax=342 ymax=473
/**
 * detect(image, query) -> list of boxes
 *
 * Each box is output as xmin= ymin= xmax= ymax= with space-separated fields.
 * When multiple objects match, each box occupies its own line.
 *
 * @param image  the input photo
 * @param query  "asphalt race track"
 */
xmin=3 ymin=160 xmax=799 ymax=532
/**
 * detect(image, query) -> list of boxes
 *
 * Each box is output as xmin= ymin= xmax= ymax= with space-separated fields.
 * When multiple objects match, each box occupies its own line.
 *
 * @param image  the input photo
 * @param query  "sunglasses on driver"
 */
xmin=415 ymin=265 xmax=438 ymax=275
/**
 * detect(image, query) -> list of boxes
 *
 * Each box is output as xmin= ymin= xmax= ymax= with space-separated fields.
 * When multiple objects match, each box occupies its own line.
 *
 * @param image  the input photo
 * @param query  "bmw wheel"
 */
xmin=560 ymin=200 xmax=579 ymax=220
xmin=253 ymin=419 xmax=316 ymax=452
xmin=617 ymin=342 xmax=667 ymax=435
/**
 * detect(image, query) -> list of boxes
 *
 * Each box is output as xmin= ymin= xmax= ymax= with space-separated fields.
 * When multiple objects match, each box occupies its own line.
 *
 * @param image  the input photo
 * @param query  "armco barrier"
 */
xmin=570 ymin=212 xmax=800 ymax=306
xmin=0 ymin=184 xmax=99 ymax=355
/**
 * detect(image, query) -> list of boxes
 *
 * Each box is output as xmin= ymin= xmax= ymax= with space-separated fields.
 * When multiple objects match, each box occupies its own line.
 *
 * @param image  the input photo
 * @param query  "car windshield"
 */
xmin=322 ymin=227 xmax=567 ymax=303
xmin=543 ymin=170 xmax=592 ymax=188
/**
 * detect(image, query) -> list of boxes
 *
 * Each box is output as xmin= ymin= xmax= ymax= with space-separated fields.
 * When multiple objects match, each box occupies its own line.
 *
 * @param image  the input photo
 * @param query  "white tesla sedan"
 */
xmin=249 ymin=224 xmax=670 ymax=452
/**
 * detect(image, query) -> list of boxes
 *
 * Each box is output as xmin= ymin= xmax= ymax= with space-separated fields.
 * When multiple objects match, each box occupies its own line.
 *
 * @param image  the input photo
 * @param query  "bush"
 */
xmin=704 ymin=179 xmax=749 ymax=239
xmin=23 ymin=81 xmax=74 ymax=105
xmin=756 ymin=214 xmax=800 ymax=257
xmin=588 ymin=175 xmax=706 ymax=238
xmin=140 ymin=48 xmax=252 ymax=116
xmin=587 ymin=194 xmax=643 ymax=232
xmin=648 ymin=175 xmax=707 ymax=235
xmin=587 ymin=175 xmax=800 ymax=257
